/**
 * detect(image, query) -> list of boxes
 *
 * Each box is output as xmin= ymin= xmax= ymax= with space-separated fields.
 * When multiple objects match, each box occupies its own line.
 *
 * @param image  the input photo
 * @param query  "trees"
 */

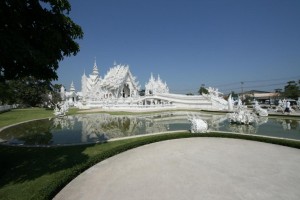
xmin=0 ymin=0 xmax=83 ymax=82
xmin=198 ymin=84 xmax=208 ymax=95
xmin=186 ymin=92 xmax=194 ymax=96
xmin=0 ymin=78 xmax=63 ymax=107
xmin=283 ymin=80 xmax=300 ymax=99
xmin=226 ymin=91 xmax=238 ymax=101
xmin=47 ymin=83 xmax=63 ymax=105
xmin=0 ymin=81 xmax=14 ymax=104
xmin=5 ymin=77 xmax=52 ymax=107
xmin=198 ymin=86 xmax=208 ymax=95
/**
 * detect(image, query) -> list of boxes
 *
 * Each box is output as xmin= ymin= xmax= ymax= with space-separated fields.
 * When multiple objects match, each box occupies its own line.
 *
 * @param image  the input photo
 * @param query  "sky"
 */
xmin=54 ymin=0 xmax=300 ymax=94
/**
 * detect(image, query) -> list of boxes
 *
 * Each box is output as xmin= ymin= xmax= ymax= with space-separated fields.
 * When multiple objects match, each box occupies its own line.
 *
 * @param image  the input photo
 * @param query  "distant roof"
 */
xmin=238 ymin=90 xmax=280 ymax=99
xmin=254 ymin=93 xmax=280 ymax=98
xmin=242 ymin=90 xmax=272 ymax=94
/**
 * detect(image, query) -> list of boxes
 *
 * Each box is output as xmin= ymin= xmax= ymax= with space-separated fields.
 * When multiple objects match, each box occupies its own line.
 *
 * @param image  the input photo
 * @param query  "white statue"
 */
xmin=253 ymin=100 xmax=268 ymax=116
xmin=187 ymin=114 xmax=208 ymax=133
xmin=60 ymin=85 xmax=66 ymax=101
xmin=54 ymin=101 xmax=69 ymax=117
xmin=203 ymin=87 xmax=228 ymax=110
xmin=275 ymin=99 xmax=294 ymax=113
xmin=227 ymin=94 xmax=234 ymax=111
xmin=227 ymin=106 xmax=258 ymax=125
xmin=275 ymin=99 xmax=284 ymax=113
xmin=237 ymin=97 xmax=242 ymax=107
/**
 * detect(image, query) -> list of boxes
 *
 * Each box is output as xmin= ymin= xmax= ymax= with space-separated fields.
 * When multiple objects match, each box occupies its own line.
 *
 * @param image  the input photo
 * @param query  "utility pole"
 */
xmin=241 ymin=81 xmax=244 ymax=101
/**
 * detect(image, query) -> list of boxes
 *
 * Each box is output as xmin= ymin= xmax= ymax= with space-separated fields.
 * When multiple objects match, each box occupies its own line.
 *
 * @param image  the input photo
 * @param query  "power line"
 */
xmin=213 ymin=75 xmax=300 ymax=88
xmin=221 ymin=82 xmax=287 ymax=94
xmin=242 ymin=75 xmax=300 ymax=83
xmin=170 ymin=75 xmax=300 ymax=94
xmin=217 ymin=82 xmax=287 ymax=91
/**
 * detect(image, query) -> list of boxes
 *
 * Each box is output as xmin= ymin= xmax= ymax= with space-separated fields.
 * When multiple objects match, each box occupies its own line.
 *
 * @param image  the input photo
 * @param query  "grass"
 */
xmin=0 ymin=108 xmax=54 ymax=129
xmin=0 ymin=108 xmax=79 ymax=129
xmin=1 ymin=108 xmax=300 ymax=200
xmin=0 ymin=107 xmax=202 ymax=129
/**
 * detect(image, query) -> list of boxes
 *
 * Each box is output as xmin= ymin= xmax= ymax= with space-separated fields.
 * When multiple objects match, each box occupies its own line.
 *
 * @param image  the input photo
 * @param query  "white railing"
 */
xmin=0 ymin=105 xmax=12 ymax=113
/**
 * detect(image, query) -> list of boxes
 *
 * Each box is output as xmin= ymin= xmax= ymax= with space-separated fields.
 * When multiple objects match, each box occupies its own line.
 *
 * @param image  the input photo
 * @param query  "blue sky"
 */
xmin=54 ymin=0 xmax=300 ymax=94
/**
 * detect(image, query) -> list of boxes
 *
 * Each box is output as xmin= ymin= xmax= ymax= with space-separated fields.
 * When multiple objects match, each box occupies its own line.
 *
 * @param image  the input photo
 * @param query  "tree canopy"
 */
xmin=283 ymin=80 xmax=300 ymax=99
xmin=0 ymin=77 xmax=49 ymax=106
xmin=198 ymin=86 xmax=208 ymax=95
xmin=0 ymin=77 xmax=62 ymax=107
xmin=0 ymin=0 xmax=83 ymax=82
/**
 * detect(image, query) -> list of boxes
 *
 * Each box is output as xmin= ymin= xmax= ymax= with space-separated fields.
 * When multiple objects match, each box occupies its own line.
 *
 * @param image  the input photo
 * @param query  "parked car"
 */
xmin=286 ymin=99 xmax=297 ymax=106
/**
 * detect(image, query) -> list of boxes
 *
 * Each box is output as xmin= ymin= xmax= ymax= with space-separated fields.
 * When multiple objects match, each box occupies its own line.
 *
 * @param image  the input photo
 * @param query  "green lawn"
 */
xmin=0 ymin=108 xmax=197 ymax=129
xmin=0 ymin=108 xmax=79 ymax=129
xmin=1 ymin=108 xmax=300 ymax=200
xmin=0 ymin=108 xmax=54 ymax=128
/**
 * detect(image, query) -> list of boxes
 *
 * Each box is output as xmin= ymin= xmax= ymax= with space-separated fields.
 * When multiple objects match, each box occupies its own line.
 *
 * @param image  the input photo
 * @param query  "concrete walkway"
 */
xmin=54 ymin=138 xmax=300 ymax=200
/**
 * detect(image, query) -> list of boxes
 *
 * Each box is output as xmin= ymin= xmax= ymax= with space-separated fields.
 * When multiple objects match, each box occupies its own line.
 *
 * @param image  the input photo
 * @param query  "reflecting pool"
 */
xmin=0 ymin=111 xmax=299 ymax=146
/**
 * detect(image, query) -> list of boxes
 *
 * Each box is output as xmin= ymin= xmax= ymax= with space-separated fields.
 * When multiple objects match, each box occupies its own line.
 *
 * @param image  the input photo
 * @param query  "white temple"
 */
xmin=61 ymin=61 xmax=229 ymax=110
xmin=145 ymin=73 xmax=169 ymax=95
xmin=81 ymin=61 xmax=140 ymax=101
xmin=60 ymin=82 xmax=81 ymax=106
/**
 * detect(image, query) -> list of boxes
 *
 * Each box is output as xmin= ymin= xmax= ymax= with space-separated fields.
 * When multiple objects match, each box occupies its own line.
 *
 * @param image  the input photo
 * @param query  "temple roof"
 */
xmin=145 ymin=73 xmax=169 ymax=95
xmin=101 ymin=64 xmax=139 ymax=89
xmin=70 ymin=81 xmax=75 ymax=91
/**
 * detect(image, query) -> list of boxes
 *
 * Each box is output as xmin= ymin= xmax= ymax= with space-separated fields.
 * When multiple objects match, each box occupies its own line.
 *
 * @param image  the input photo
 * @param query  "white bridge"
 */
xmin=82 ymin=93 xmax=226 ymax=111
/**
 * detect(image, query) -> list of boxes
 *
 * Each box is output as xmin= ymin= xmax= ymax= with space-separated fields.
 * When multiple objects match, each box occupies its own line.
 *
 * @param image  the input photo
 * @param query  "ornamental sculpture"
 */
xmin=187 ymin=114 xmax=208 ymax=133
xmin=253 ymin=100 xmax=268 ymax=117
xmin=227 ymin=105 xmax=258 ymax=125
xmin=54 ymin=101 xmax=69 ymax=117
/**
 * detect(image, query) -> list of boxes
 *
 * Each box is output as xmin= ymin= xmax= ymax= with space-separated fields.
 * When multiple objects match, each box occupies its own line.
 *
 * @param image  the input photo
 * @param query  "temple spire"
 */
xmin=92 ymin=58 xmax=99 ymax=75
xmin=70 ymin=81 xmax=75 ymax=92
xmin=150 ymin=73 xmax=154 ymax=81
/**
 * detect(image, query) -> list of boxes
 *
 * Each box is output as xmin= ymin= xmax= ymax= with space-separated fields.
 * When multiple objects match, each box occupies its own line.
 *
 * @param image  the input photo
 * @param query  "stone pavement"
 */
xmin=54 ymin=138 xmax=300 ymax=200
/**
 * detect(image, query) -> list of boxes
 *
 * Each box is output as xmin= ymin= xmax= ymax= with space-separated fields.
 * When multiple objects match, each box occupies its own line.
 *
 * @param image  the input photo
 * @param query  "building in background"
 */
xmin=61 ymin=60 xmax=228 ymax=110
xmin=240 ymin=90 xmax=280 ymax=105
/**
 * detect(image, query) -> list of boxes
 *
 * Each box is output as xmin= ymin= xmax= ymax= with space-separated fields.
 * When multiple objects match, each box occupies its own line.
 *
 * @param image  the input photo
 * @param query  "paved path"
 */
xmin=54 ymin=138 xmax=300 ymax=200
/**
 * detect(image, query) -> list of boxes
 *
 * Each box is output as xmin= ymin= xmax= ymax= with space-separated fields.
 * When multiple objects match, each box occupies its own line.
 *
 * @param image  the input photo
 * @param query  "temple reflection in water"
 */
xmin=1 ymin=112 xmax=299 ymax=146
xmin=51 ymin=112 xmax=230 ymax=143
xmin=52 ymin=113 xmax=179 ymax=142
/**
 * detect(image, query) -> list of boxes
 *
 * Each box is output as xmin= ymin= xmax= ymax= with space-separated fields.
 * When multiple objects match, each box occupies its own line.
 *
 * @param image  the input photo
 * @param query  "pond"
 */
xmin=0 ymin=111 xmax=299 ymax=146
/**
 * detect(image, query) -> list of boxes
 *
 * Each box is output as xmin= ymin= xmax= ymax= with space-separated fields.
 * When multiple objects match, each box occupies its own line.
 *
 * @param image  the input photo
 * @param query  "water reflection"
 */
xmin=0 ymin=112 xmax=299 ymax=146
xmin=0 ymin=119 xmax=54 ymax=145
xmin=224 ymin=117 xmax=269 ymax=134
xmin=53 ymin=113 xmax=175 ymax=143
xmin=275 ymin=118 xmax=299 ymax=130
